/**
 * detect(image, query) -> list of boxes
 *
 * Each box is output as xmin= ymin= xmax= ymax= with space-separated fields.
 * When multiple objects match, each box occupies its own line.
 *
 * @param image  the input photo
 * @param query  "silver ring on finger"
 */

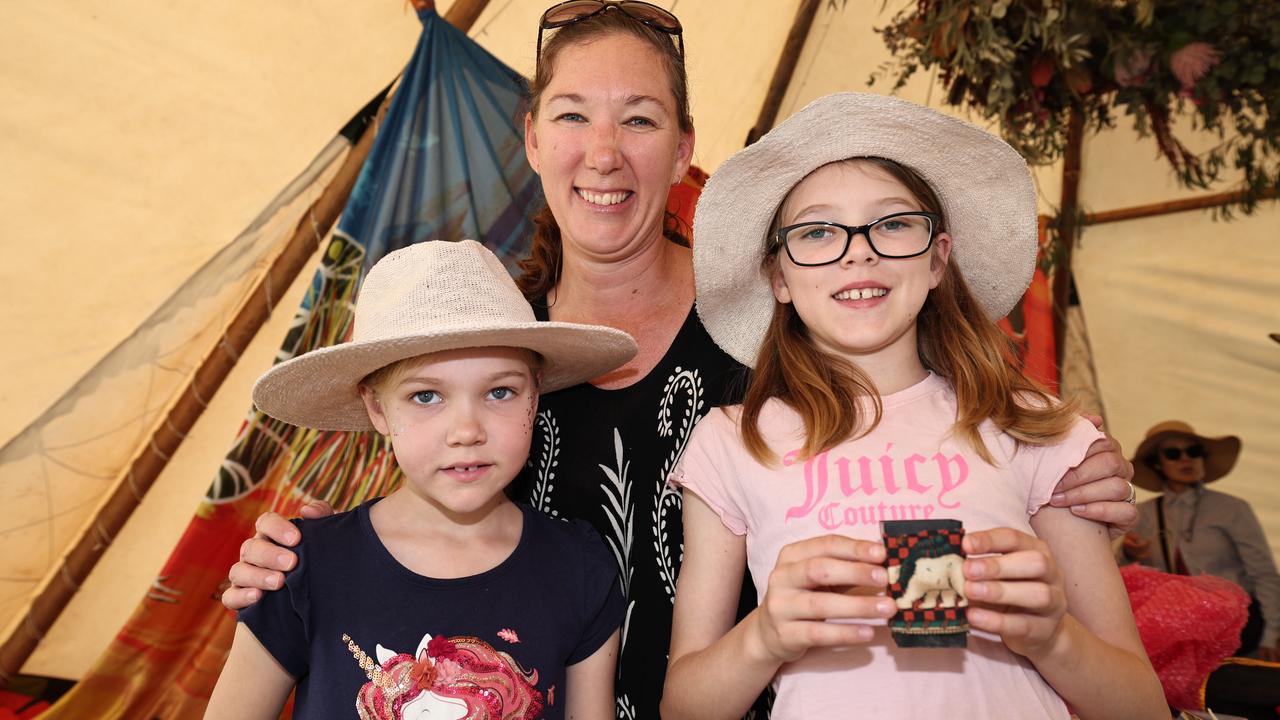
xmin=1124 ymin=480 xmax=1137 ymax=505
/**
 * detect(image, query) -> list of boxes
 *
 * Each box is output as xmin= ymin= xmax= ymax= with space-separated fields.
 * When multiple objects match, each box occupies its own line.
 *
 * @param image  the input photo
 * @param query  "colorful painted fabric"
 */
xmin=339 ymin=8 xmax=540 ymax=276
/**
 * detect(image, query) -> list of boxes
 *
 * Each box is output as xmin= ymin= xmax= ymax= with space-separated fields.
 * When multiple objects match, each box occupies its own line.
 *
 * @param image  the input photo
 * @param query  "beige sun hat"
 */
xmin=252 ymin=240 xmax=637 ymax=431
xmin=1131 ymin=420 xmax=1242 ymax=492
xmin=693 ymin=92 xmax=1038 ymax=367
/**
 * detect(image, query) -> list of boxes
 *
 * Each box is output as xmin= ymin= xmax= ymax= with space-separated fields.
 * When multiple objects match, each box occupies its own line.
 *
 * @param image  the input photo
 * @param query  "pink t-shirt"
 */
xmin=670 ymin=373 xmax=1103 ymax=719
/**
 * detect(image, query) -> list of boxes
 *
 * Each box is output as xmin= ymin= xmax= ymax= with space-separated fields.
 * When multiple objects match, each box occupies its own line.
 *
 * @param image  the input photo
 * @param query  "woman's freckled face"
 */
xmin=524 ymin=32 xmax=694 ymax=261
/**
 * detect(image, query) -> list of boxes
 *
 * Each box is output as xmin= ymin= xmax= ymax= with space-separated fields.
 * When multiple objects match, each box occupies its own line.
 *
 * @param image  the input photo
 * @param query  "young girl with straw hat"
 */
xmin=205 ymin=240 xmax=635 ymax=720
xmin=661 ymin=93 xmax=1166 ymax=719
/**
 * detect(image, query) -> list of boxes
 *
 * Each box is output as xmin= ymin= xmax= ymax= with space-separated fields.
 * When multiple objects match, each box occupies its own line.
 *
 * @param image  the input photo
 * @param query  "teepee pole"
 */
xmin=1051 ymin=108 xmax=1085 ymax=370
xmin=1084 ymin=186 xmax=1279 ymax=225
xmin=0 ymin=0 xmax=493 ymax=688
xmin=745 ymin=0 xmax=821 ymax=145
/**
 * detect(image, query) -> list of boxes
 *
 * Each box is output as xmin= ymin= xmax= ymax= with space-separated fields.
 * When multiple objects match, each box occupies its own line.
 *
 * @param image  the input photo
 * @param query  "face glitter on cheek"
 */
xmin=524 ymin=394 xmax=536 ymax=433
xmin=378 ymin=402 xmax=412 ymax=439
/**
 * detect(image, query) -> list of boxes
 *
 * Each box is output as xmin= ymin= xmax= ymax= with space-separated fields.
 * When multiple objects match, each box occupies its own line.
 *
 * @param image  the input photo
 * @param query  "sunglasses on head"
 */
xmin=537 ymin=0 xmax=684 ymax=73
xmin=1160 ymin=444 xmax=1205 ymax=461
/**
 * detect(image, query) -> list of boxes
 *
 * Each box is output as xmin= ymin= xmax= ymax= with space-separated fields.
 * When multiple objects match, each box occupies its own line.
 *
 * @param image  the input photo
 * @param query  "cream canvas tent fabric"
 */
xmin=1 ymin=0 xmax=1276 ymax=684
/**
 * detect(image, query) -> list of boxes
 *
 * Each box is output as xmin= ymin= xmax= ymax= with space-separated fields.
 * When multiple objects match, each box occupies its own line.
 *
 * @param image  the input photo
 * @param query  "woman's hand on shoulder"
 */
xmin=1049 ymin=416 xmax=1137 ymax=532
xmin=221 ymin=501 xmax=334 ymax=610
xmin=961 ymin=528 xmax=1067 ymax=660
xmin=753 ymin=534 xmax=894 ymax=664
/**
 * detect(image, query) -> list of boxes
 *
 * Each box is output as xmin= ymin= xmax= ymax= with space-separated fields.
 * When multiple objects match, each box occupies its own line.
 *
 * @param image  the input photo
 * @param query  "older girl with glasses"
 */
xmin=222 ymin=3 xmax=1142 ymax=716
xmin=663 ymin=92 xmax=1165 ymax=720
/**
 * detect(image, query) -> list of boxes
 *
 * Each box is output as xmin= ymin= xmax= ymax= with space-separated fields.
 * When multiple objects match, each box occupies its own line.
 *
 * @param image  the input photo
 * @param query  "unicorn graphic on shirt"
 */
xmin=342 ymin=631 xmax=543 ymax=720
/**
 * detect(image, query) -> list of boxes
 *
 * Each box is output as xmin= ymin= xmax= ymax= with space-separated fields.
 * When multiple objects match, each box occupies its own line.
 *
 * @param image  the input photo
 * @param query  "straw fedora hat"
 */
xmin=252 ymin=240 xmax=637 ymax=431
xmin=1131 ymin=420 xmax=1242 ymax=492
xmin=693 ymin=92 xmax=1038 ymax=367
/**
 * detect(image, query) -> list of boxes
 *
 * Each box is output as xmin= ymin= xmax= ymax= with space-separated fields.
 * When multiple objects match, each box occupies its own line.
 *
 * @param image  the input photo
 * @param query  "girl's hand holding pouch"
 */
xmin=753 ymin=534 xmax=894 ymax=663
xmin=962 ymin=528 xmax=1068 ymax=660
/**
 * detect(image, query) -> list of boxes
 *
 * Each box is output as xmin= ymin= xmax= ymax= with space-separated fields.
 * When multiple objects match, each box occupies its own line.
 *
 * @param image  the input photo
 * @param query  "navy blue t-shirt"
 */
xmin=238 ymin=499 xmax=623 ymax=719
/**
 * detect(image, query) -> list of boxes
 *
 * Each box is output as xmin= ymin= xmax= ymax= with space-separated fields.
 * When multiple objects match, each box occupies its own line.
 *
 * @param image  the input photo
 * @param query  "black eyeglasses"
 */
xmin=537 ymin=1 xmax=684 ymax=74
xmin=774 ymin=212 xmax=940 ymax=267
xmin=1160 ymin=444 xmax=1205 ymax=461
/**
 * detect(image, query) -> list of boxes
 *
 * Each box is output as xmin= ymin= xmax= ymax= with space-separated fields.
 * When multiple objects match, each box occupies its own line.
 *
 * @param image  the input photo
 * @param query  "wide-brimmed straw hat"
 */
xmin=252 ymin=240 xmax=637 ymax=430
xmin=1131 ymin=420 xmax=1242 ymax=491
xmin=693 ymin=92 xmax=1038 ymax=367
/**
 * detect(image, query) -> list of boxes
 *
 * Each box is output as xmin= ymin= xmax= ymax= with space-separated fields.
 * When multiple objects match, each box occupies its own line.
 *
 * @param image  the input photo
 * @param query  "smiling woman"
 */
xmin=517 ymin=5 xmax=694 ymax=312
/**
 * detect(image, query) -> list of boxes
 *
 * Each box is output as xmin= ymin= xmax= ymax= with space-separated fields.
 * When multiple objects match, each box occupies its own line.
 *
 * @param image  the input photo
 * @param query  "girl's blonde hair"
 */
xmin=739 ymin=157 xmax=1078 ymax=466
xmin=360 ymin=349 xmax=544 ymax=396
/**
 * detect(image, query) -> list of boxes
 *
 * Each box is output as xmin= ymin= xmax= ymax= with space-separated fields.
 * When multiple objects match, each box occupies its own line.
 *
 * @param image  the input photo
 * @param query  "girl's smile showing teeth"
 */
xmin=833 ymin=286 xmax=888 ymax=301
xmin=442 ymin=463 xmax=492 ymax=482
xmin=576 ymin=188 xmax=633 ymax=206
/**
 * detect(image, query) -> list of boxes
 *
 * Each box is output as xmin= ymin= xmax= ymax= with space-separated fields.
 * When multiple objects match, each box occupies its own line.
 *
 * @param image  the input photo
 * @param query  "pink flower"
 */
xmin=1169 ymin=42 xmax=1221 ymax=91
xmin=433 ymin=657 xmax=465 ymax=683
xmin=497 ymin=628 xmax=521 ymax=644
xmin=1114 ymin=47 xmax=1154 ymax=88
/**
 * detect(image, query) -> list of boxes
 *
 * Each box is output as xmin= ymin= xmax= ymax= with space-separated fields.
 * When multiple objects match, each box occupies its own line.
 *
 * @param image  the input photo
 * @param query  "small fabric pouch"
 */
xmin=882 ymin=519 xmax=969 ymax=648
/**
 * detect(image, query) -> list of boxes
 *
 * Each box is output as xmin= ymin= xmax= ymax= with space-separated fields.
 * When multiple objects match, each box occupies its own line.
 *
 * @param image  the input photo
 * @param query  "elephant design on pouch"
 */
xmin=887 ymin=553 xmax=967 ymax=609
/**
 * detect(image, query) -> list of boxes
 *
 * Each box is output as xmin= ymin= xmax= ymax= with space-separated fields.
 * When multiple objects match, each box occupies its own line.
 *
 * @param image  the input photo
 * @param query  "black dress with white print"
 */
xmin=511 ymin=304 xmax=768 ymax=719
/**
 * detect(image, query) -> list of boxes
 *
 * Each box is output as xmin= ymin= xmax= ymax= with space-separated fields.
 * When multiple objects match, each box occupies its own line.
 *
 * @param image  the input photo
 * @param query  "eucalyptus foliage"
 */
xmin=870 ymin=0 xmax=1279 ymax=212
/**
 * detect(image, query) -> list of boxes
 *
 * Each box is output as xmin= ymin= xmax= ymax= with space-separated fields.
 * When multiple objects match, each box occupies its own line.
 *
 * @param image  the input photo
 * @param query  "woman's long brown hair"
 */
xmin=740 ymin=158 xmax=1078 ymax=466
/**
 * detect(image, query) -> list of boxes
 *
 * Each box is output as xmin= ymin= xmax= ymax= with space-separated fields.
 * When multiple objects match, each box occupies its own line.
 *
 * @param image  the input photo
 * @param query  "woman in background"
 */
xmin=1122 ymin=420 xmax=1280 ymax=661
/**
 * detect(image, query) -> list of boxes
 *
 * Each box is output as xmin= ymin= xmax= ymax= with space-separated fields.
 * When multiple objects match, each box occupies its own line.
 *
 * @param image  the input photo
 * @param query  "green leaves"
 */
xmin=868 ymin=0 xmax=1280 ymax=210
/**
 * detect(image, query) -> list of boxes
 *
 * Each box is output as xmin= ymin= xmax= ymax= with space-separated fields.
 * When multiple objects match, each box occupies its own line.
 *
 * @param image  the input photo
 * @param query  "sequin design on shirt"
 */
xmin=343 ymin=632 xmax=543 ymax=720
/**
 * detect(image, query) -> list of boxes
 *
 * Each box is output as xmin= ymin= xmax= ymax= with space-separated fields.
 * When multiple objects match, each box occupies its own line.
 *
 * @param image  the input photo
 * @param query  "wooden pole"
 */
xmin=1083 ymin=186 xmax=1279 ymax=225
xmin=1051 ymin=108 xmax=1085 ymax=371
xmin=0 ymin=0 xmax=492 ymax=687
xmin=745 ymin=0 xmax=822 ymax=145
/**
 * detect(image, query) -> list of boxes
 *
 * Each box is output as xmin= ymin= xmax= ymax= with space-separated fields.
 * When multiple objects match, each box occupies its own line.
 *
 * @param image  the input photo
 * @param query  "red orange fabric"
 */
xmin=998 ymin=221 xmax=1057 ymax=392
